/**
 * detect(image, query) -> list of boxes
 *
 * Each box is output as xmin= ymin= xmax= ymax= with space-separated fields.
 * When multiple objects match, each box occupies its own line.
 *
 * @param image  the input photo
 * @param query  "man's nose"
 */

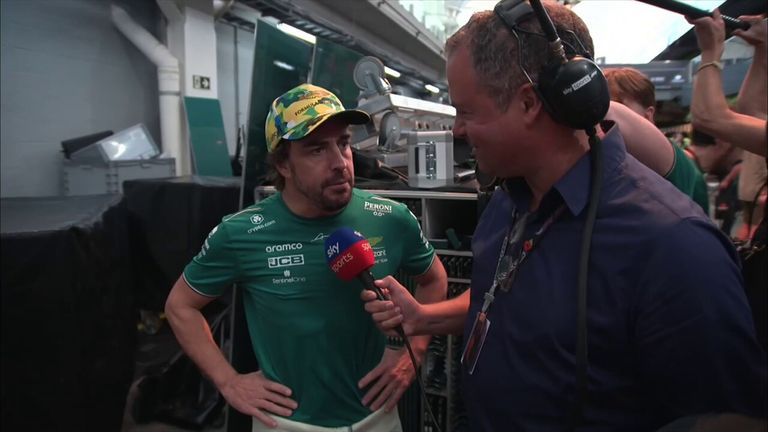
xmin=328 ymin=145 xmax=347 ymax=170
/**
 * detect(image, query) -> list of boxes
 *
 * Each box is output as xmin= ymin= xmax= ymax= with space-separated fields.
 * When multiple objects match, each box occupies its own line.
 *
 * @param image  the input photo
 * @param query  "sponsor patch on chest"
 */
xmin=267 ymin=254 xmax=305 ymax=268
xmin=364 ymin=201 xmax=392 ymax=216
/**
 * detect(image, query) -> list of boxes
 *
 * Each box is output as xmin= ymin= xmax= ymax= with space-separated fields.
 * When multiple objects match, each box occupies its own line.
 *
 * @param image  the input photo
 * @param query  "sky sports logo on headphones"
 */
xmin=562 ymin=70 xmax=599 ymax=96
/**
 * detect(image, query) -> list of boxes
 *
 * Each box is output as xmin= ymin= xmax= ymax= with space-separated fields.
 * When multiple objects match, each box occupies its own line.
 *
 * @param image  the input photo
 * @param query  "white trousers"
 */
xmin=251 ymin=408 xmax=402 ymax=432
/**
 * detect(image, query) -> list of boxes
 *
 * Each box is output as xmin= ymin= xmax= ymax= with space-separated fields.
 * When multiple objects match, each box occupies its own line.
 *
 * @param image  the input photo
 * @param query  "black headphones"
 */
xmin=493 ymin=0 xmax=610 ymax=131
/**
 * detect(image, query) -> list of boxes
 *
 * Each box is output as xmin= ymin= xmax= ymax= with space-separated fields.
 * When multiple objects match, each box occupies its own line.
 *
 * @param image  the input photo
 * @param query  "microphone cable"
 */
xmin=398 ymin=330 xmax=444 ymax=432
xmin=569 ymin=126 xmax=603 ymax=428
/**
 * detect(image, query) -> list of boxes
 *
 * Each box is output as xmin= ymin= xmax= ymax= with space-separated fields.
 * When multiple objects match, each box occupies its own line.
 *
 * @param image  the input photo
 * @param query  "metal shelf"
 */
xmin=447 ymin=277 xmax=470 ymax=284
xmin=435 ymin=249 xmax=473 ymax=257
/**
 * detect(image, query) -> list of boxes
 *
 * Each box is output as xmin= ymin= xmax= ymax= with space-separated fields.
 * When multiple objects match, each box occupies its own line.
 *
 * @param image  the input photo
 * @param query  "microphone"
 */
xmin=635 ymin=0 xmax=750 ymax=31
xmin=324 ymin=227 xmax=386 ymax=301
xmin=325 ymin=227 xmax=406 ymax=338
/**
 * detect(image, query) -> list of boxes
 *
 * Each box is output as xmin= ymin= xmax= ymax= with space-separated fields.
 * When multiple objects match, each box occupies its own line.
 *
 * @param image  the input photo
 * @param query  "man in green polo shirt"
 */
xmin=165 ymin=84 xmax=447 ymax=431
xmin=604 ymin=67 xmax=710 ymax=214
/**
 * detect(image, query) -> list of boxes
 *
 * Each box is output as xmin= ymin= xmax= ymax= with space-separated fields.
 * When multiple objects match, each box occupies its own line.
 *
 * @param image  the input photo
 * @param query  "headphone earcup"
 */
xmin=536 ymin=57 xmax=610 ymax=130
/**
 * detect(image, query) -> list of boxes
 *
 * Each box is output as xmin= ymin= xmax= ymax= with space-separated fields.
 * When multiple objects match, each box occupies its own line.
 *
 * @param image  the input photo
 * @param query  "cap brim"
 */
xmin=282 ymin=109 xmax=371 ymax=142
xmin=331 ymin=109 xmax=371 ymax=126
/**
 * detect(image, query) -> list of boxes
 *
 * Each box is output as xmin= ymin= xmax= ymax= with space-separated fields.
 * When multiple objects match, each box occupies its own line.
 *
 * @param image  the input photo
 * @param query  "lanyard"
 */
xmin=480 ymin=204 xmax=567 ymax=315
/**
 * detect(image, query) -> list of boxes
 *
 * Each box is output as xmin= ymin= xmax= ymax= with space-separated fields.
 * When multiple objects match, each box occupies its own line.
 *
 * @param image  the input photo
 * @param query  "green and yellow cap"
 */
xmin=264 ymin=84 xmax=370 ymax=152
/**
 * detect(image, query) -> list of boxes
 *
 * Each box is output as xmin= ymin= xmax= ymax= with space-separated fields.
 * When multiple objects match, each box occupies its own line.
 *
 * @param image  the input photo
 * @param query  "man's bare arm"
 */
xmin=165 ymin=277 xmax=236 ymax=388
xmin=165 ymin=277 xmax=296 ymax=427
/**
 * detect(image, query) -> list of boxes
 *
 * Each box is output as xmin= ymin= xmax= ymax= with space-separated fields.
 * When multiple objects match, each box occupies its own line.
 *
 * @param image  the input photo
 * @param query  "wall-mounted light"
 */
xmin=384 ymin=66 xmax=401 ymax=78
xmin=277 ymin=23 xmax=316 ymax=45
xmin=424 ymin=84 xmax=440 ymax=94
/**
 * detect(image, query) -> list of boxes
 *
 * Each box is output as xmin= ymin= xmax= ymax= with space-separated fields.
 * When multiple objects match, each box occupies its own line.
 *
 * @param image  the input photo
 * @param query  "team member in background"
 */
xmin=604 ymin=67 xmax=710 ymax=213
xmin=165 ymin=84 xmax=447 ymax=432
xmin=691 ymin=6 xmax=768 ymax=359
xmin=689 ymin=128 xmax=743 ymax=235
xmin=689 ymin=11 xmax=767 ymax=157
xmin=738 ymin=150 xmax=766 ymax=240
xmin=363 ymin=1 xmax=767 ymax=431
xmin=688 ymin=11 xmax=768 ymax=242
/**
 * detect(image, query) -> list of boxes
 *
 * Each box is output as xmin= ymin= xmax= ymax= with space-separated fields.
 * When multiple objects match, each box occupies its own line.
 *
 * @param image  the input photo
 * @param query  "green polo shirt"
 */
xmin=665 ymin=144 xmax=710 ymax=214
xmin=184 ymin=189 xmax=434 ymax=427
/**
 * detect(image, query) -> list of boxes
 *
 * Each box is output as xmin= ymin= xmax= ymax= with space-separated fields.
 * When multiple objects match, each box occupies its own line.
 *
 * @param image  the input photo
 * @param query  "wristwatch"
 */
xmin=386 ymin=336 xmax=405 ymax=349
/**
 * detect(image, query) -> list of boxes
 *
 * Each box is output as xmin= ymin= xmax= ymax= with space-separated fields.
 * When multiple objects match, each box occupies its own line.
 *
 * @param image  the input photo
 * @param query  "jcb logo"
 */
xmin=267 ymin=254 xmax=305 ymax=269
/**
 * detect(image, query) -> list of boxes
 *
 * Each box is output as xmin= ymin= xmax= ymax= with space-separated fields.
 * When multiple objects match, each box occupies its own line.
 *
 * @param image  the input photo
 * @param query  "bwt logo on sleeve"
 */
xmin=267 ymin=254 xmax=305 ymax=268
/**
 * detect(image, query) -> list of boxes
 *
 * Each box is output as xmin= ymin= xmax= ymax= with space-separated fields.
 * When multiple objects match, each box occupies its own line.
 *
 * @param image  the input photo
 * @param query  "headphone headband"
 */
xmin=494 ymin=0 xmax=533 ymax=29
xmin=492 ymin=0 xmax=610 ymax=130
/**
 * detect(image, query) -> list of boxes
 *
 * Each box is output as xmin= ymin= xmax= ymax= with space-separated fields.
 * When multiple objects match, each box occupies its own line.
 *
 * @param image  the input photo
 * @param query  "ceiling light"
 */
xmin=424 ymin=84 xmax=440 ymax=94
xmin=277 ymin=23 xmax=316 ymax=45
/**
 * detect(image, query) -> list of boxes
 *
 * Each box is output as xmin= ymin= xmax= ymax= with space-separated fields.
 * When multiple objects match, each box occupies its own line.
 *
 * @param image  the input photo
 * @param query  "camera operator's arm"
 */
xmin=734 ymin=15 xmax=767 ymax=119
xmin=689 ymin=10 xmax=767 ymax=156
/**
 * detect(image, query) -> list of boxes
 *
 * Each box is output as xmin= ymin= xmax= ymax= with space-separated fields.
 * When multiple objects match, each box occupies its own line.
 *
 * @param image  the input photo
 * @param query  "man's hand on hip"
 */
xmin=358 ymin=346 xmax=417 ymax=413
xmin=220 ymin=371 xmax=297 ymax=428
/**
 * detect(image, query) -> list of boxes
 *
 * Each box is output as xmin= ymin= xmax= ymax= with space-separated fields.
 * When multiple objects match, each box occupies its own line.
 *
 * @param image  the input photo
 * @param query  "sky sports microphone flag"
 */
xmin=324 ymin=227 xmax=386 ymax=300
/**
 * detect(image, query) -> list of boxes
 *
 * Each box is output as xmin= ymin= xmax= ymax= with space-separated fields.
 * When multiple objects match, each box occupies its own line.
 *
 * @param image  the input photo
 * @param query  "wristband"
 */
xmin=696 ymin=61 xmax=723 ymax=74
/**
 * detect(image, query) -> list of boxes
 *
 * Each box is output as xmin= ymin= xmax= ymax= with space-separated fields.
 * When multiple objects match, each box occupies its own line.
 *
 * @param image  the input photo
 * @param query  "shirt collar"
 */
xmin=502 ymin=124 xmax=627 ymax=217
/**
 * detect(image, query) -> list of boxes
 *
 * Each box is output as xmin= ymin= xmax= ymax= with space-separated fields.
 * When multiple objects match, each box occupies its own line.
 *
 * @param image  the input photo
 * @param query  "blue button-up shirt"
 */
xmin=464 ymin=125 xmax=767 ymax=431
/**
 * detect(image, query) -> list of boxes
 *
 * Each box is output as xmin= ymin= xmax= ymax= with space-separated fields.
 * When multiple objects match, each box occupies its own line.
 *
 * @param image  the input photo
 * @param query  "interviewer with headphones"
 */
xmin=361 ymin=0 xmax=767 ymax=430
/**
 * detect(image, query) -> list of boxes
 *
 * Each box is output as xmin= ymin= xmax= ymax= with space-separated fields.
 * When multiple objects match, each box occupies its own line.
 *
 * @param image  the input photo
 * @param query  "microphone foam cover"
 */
xmin=325 ymin=227 xmax=375 ymax=281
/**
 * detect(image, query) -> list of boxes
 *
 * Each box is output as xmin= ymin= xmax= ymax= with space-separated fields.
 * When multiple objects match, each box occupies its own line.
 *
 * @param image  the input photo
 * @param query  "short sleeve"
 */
xmin=664 ymin=145 xmax=709 ymax=214
xmin=397 ymin=206 xmax=436 ymax=276
xmin=183 ymin=222 xmax=239 ymax=297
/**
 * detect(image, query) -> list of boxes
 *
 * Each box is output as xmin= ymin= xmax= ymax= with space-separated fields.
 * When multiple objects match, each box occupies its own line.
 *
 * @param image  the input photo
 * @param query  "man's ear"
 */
xmin=274 ymin=146 xmax=292 ymax=179
xmin=518 ymin=83 xmax=543 ymax=126
xmin=644 ymin=106 xmax=656 ymax=124
xmin=276 ymin=159 xmax=291 ymax=179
